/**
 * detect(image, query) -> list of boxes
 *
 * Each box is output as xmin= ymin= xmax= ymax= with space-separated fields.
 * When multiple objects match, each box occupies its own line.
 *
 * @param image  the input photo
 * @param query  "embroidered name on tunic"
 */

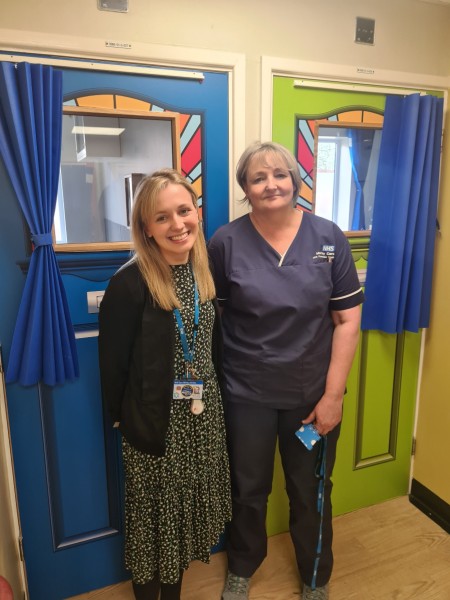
xmin=313 ymin=245 xmax=335 ymax=263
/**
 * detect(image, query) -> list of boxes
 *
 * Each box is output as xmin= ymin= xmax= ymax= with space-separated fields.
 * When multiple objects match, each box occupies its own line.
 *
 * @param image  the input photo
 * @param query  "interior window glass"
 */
xmin=55 ymin=107 xmax=180 ymax=251
xmin=313 ymin=124 xmax=382 ymax=233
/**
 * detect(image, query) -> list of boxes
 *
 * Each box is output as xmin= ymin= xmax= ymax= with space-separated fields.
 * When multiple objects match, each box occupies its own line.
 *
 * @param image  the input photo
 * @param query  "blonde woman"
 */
xmin=99 ymin=169 xmax=231 ymax=600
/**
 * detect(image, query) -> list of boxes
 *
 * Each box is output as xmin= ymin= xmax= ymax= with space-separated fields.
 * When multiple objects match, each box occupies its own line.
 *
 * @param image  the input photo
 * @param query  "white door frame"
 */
xmin=260 ymin=55 xmax=448 ymax=141
xmin=0 ymin=350 xmax=28 ymax=600
xmin=0 ymin=28 xmax=246 ymax=222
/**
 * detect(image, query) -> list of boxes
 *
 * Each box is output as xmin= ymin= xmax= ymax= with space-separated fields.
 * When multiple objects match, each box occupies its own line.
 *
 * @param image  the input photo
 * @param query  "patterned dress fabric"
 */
xmin=122 ymin=263 xmax=231 ymax=584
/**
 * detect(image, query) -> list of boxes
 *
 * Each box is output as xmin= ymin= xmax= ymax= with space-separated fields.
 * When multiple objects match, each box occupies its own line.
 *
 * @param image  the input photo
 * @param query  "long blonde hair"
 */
xmin=131 ymin=169 xmax=215 ymax=310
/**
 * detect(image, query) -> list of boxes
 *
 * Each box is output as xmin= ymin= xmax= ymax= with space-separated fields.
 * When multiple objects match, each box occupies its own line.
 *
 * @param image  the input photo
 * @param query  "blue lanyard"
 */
xmin=311 ymin=435 xmax=328 ymax=590
xmin=173 ymin=280 xmax=199 ymax=368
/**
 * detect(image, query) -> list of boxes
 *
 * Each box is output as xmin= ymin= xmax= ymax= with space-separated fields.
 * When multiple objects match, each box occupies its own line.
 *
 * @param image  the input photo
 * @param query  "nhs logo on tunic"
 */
xmin=322 ymin=245 xmax=335 ymax=252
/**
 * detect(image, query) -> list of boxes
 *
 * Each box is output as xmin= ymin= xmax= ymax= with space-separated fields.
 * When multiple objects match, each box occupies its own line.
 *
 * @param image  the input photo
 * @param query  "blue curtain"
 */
xmin=349 ymin=129 xmax=375 ymax=231
xmin=348 ymin=129 xmax=369 ymax=231
xmin=0 ymin=62 xmax=79 ymax=385
xmin=361 ymin=94 xmax=443 ymax=333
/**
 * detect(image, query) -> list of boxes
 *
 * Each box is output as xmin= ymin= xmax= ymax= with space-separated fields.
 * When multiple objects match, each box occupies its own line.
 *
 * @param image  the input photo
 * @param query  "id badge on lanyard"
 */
xmin=172 ymin=279 xmax=205 ymax=415
xmin=173 ymin=377 xmax=204 ymax=415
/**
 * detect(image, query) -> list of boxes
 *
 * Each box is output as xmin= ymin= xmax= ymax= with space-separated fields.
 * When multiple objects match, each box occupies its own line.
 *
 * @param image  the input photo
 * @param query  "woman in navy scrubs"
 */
xmin=208 ymin=142 xmax=364 ymax=600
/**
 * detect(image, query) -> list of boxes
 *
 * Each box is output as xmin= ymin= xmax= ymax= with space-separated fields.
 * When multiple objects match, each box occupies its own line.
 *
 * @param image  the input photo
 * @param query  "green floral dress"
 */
xmin=122 ymin=263 xmax=231 ymax=584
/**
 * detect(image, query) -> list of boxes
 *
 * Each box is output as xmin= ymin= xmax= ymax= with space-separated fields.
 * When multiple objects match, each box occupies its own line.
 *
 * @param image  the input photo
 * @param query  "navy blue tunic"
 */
xmin=208 ymin=212 xmax=364 ymax=409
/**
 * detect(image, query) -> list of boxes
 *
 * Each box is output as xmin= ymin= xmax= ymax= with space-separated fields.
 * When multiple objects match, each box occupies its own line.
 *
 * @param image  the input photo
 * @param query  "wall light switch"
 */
xmin=87 ymin=291 xmax=105 ymax=314
xmin=355 ymin=17 xmax=375 ymax=45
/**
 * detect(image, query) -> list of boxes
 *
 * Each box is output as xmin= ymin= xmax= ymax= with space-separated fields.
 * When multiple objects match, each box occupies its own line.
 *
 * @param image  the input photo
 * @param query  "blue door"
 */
xmin=0 ymin=61 xmax=229 ymax=600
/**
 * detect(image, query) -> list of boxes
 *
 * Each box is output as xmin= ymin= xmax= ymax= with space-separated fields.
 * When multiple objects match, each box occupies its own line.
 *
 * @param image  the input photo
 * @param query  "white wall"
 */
xmin=1 ymin=0 xmax=450 ymax=144
xmin=1 ymin=0 xmax=450 ymax=589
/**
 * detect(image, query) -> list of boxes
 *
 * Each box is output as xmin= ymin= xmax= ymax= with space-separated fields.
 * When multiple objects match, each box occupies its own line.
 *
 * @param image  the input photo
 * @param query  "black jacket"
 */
xmin=98 ymin=260 xmax=223 ymax=456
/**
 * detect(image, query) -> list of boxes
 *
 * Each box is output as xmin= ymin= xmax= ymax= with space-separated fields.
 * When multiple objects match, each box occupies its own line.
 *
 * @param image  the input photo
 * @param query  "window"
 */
xmin=313 ymin=123 xmax=382 ymax=234
xmin=55 ymin=106 xmax=180 ymax=252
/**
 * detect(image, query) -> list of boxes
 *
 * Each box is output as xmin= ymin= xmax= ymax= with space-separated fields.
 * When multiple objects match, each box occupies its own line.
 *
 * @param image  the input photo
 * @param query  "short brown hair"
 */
xmin=236 ymin=142 xmax=302 ymax=207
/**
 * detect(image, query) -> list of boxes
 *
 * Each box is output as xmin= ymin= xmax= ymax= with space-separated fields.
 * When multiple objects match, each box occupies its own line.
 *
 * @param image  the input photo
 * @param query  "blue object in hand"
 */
xmin=295 ymin=423 xmax=321 ymax=450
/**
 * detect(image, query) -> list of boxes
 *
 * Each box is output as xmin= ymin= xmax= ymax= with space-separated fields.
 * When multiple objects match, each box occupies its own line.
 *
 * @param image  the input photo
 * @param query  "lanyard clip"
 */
xmin=185 ymin=362 xmax=198 ymax=379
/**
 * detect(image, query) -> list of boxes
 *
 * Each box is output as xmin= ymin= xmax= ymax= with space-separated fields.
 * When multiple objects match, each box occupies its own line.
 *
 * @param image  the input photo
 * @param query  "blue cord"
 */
xmin=310 ymin=435 xmax=328 ymax=590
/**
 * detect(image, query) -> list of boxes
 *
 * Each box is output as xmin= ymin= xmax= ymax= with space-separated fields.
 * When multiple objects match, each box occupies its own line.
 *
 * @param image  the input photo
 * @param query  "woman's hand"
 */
xmin=302 ymin=392 xmax=343 ymax=436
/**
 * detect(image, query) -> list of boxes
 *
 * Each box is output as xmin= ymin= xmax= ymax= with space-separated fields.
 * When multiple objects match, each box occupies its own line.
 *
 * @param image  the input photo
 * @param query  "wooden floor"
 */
xmin=68 ymin=497 xmax=450 ymax=600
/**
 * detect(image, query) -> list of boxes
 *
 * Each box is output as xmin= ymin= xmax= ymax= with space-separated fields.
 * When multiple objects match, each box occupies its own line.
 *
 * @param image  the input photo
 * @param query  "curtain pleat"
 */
xmin=349 ymin=128 xmax=373 ymax=231
xmin=0 ymin=62 xmax=79 ymax=385
xmin=361 ymin=94 xmax=443 ymax=333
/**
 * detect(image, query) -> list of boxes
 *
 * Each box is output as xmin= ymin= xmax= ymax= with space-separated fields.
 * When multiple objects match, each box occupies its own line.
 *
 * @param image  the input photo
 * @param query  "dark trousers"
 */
xmin=132 ymin=572 xmax=183 ymax=600
xmin=225 ymin=402 xmax=340 ymax=588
